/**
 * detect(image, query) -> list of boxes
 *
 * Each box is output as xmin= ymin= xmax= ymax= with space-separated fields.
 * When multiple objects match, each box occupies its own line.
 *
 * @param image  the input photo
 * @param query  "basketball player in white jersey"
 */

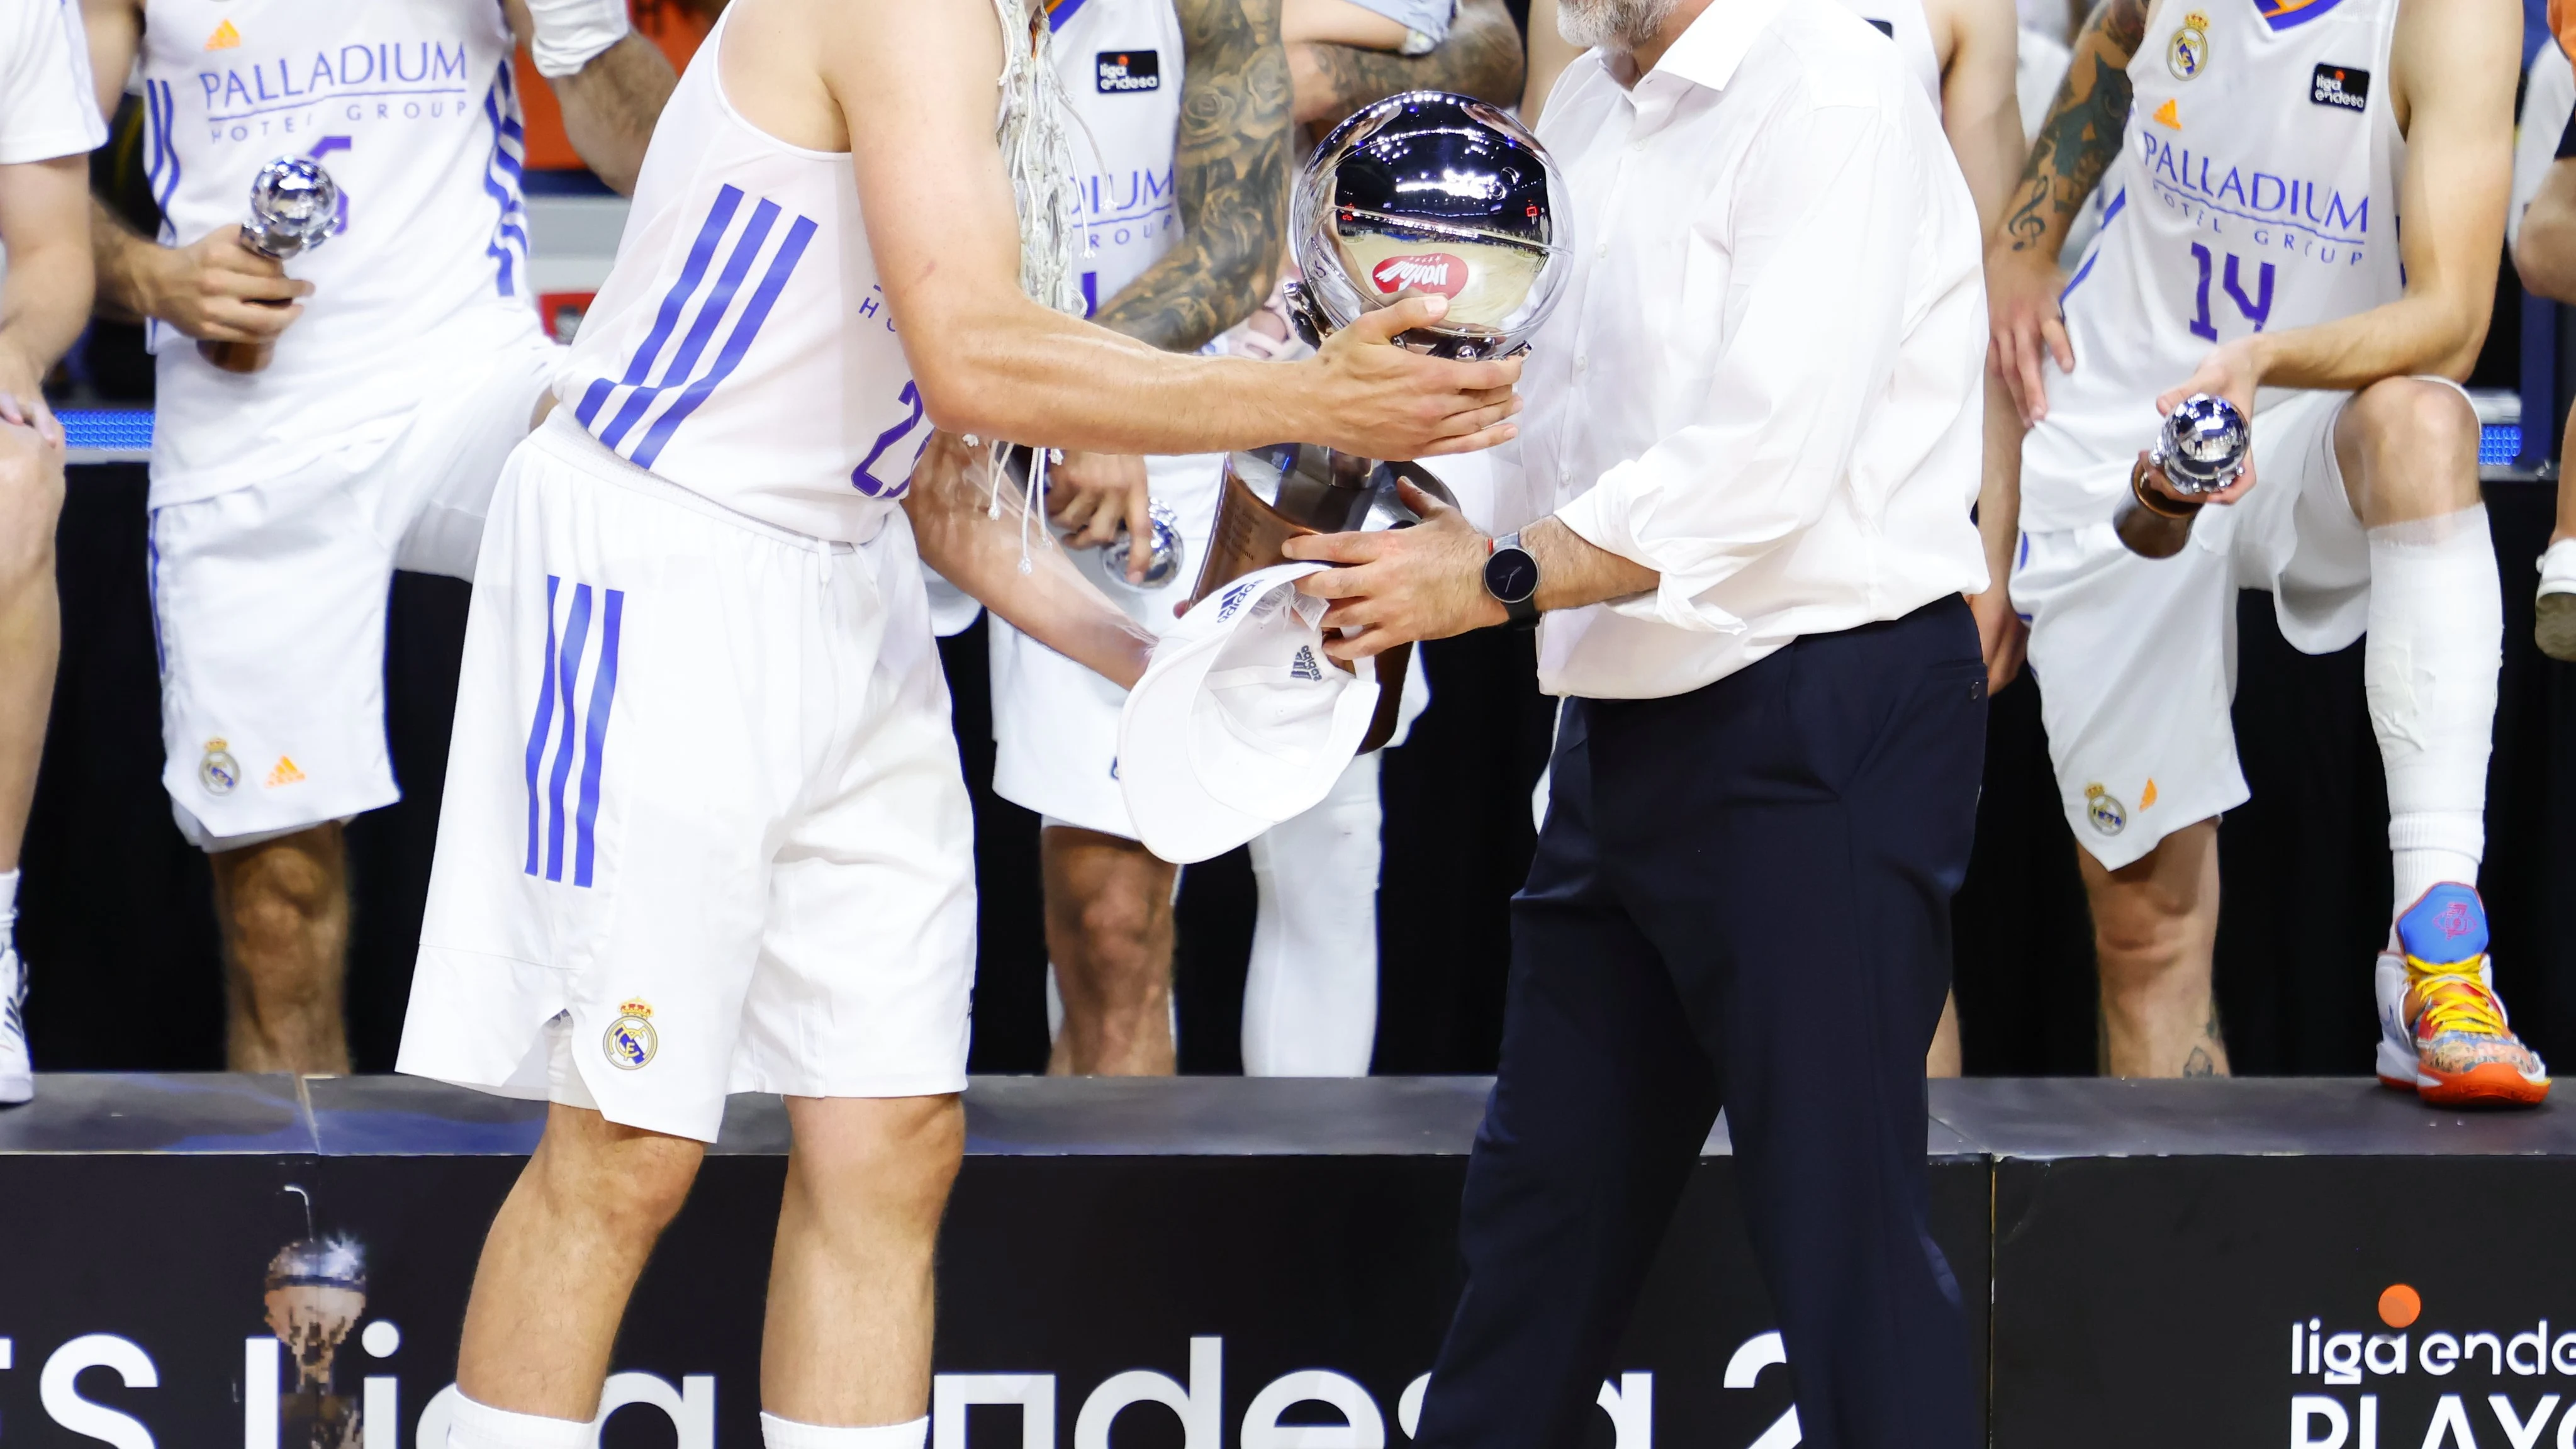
xmin=393 ymin=1 xmax=1520 ymax=1443
xmin=0 ymin=0 xmax=106 ymax=1105
xmin=79 ymin=0 xmax=675 ymax=1073
xmin=1987 ymin=0 xmax=2540 ymax=1103
xmin=995 ymin=0 xmax=1517 ymax=1078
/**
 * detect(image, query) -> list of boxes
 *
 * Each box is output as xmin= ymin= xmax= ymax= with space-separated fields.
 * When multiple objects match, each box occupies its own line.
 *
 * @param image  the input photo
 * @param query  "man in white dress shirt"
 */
xmin=1285 ymin=0 xmax=1990 ymax=1442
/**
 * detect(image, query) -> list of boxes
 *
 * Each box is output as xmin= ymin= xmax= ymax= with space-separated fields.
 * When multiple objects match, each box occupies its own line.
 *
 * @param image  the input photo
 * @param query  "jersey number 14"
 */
xmin=2188 ymin=243 xmax=2275 ymax=341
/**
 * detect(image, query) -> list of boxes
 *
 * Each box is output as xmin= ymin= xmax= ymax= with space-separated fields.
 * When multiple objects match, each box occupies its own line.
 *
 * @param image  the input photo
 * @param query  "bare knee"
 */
xmin=528 ymin=1107 xmax=705 ymax=1246
xmin=1068 ymin=887 xmax=1165 ymax=973
xmin=216 ymin=828 xmax=346 ymax=954
xmin=2084 ymin=847 xmax=2210 ymax=981
xmin=785 ymin=1095 xmax=964 ymax=1230
xmin=2345 ymin=379 xmax=2480 ymax=523
xmin=0 ymin=448 xmax=64 ymax=591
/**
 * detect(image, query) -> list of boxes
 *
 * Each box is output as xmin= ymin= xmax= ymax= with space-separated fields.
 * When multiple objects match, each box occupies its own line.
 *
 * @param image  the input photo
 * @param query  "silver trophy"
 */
xmin=1198 ymin=93 xmax=1573 ymax=749
xmin=263 ymin=1234 xmax=367 ymax=1449
xmin=1282 ymin=91 xmax=1573 ymax=360
xmin=202 ymin=157 xmax=340 ymax=374
xmin=2116 ymin=393 xmax=2251 ymax=558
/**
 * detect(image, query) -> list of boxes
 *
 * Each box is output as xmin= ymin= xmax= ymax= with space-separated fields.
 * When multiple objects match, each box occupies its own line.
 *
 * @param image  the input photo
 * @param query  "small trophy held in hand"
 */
xmin=200 ymin=157 xmax=339 ymax=375
xmin=1196 ymin=91 xmax=1572 ymax=747
xmin=2114 ymin=393 xmax=2251 ymax=559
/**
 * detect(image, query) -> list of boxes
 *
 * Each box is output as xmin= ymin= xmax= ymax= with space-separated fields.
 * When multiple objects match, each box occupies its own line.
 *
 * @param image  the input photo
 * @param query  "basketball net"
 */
xmin=987 ymin=0 xmax=1090 ymax=568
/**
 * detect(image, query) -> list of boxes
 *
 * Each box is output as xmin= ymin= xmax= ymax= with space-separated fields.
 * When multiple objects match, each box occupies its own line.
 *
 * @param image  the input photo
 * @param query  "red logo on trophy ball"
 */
xmin=1370 ymin=253 xmax=1469 ymax=298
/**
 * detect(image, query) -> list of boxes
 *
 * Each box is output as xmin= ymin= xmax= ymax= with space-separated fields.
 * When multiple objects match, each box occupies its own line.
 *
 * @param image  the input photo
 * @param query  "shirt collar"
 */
xmin=1646 ymin=0 xmax=1795 ymax=93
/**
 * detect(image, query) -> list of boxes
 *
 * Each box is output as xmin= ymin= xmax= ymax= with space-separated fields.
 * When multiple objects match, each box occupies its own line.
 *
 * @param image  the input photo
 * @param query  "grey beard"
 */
xmin=1556 ymin=0 xmax=1681 ymax=49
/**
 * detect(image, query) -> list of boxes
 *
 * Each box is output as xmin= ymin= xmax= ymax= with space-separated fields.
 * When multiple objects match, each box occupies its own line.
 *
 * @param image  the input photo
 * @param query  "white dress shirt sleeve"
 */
xmin=1550 ymin=97 xmax=1918 ymax=635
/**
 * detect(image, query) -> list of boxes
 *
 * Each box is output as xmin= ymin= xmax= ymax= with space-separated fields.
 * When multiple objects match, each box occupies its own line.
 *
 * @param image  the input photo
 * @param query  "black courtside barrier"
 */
xmin=4 ymin=1075 xmax=2573 ymax=1449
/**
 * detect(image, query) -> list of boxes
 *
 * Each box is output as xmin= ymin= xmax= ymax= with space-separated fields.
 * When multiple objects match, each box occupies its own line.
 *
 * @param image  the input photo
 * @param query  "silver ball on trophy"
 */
xmin=1284 ymin=90 xmax=1575 ymax=360
xmin=2151 ymin=393 xmax=2251 ymax=496
xmin=2115 ymin=393 xmax=2251 ymax=559
xmin=201 ymin=156 xmax=340 ymax=376
xmin=1103 ymin=501 xmax=1187 ymax=591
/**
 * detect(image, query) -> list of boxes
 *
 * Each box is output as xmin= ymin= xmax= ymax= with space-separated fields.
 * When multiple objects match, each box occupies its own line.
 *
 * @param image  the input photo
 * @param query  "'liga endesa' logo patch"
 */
xmin=1370 ymin=253 xmax=1468 ymax=298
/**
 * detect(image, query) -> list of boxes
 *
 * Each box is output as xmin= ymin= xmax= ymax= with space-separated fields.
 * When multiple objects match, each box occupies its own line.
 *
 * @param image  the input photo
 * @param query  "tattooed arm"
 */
xmin=1096 ymin=0 xmax=1293 ymax=353
xmin=1289 ymin=0 xmax=1525 ymax=128
xmin=1046 ymin=0 xmax=1295 ymax=568
xmin=1986 ymin=0 xmax=2147 ymax=424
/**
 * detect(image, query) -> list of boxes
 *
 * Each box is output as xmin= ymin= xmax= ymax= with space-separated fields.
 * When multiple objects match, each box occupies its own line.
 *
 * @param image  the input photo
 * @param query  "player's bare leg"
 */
xmin=0 ymin=425 xmax=62 ymax=1101
xmin=456 ymin=1105 xmax=706 ymax=1419
xmin=2536 ymin=396 xmax=2576 ymax=661
xmin=210 ymin=823 xmax=352 ymax=1073
xmin=762 ymin=1094 xmax=964 ymax=1426
xmin=2079 ymin=819 xmax=2227 ymax=1078
xmin=0 ymin=427 xmax=61 ymax=881
xmin=1042 ymin=827 xmax=1178 ymax=1077
xmin=1925 ymin=992 xmax=1963 ymax=1078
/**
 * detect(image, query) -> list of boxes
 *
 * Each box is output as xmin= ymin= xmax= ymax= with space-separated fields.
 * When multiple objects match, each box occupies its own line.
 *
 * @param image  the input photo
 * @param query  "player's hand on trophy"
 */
xmin=0 ymin=340 xmax=62 ymax=445
xmin=1046 ymin=451 xmax=1155 ymax=577
xmin=2153 ymin=341 xmax=2261 ymax=504
xmin=1285 ymin=478 xmax=1504 ymax=659
xmin=1986 ymin=243 xmax=2073 ymax=428
xmin=148 ymin=227 xmax=313 ymax=345
xmin=1306 ymin=296 xmax=1523 ymax=461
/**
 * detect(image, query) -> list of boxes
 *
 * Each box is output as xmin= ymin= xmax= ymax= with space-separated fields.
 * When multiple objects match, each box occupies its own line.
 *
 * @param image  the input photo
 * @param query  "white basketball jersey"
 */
xmin=140 ymin=0 xmax=544 ymax=503
xmin=1835 ymin=0 xmax=1942 ymax=111
xmin=560 ymin=4 xmax=916 ymax=543
xmin=1049 ymin=0 xmax=1187 ymax=316
xmin=2020 ymin=0 xmax=2402 ymax=530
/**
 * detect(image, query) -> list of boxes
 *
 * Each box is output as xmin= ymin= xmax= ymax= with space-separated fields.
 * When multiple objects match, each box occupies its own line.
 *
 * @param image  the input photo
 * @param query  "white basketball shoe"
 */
xmin=0 ymin=945 xmax=29 ymax=1104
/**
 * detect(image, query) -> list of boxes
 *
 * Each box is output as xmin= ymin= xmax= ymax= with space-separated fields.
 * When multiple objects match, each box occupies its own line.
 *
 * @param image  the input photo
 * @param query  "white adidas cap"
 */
xmin=1117 ymin=561 xmax=1380 ymax=864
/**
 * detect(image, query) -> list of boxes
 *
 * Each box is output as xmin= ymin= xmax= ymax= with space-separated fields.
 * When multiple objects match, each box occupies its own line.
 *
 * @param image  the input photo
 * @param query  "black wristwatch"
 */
xmin=1484 ymin=532 xmax=1540 ymax=630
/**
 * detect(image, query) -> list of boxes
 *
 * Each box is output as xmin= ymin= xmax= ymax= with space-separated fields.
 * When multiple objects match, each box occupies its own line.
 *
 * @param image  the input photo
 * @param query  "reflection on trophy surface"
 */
xmin=201 ymin=157 xmax=340 ymax=376
xmin=2114 ymin=392 xmax=2251 ymax=560
xmin=264 ymin=1234 xmax=367 ymax=1449
xmin=1199 ymin=91 xmax=1572 ymax=747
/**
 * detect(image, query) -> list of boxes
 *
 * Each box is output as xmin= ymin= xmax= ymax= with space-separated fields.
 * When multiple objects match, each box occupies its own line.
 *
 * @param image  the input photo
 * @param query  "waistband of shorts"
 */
xmin=530 ymin=410 xmax=880 ymax=553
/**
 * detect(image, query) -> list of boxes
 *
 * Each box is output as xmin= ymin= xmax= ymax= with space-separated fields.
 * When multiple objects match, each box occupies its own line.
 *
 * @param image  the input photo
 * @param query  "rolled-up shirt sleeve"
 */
xmin=1550 ymin=98 xmax=1914 ymax=634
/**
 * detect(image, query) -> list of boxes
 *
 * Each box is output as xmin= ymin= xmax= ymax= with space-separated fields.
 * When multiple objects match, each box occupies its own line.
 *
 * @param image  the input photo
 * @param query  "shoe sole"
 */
xmin=2541 ymin=591 xmax=2576 ymax=663
xmin=0 ymin=1076 xmax=29 ymax=1107
xmin=2417 ymin=1063 xmax=2549 ymax=1109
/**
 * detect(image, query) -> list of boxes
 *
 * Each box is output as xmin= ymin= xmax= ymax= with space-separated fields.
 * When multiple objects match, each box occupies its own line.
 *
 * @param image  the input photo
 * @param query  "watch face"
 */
xmin=1486 ymin=546 xmax=1540 ymax=605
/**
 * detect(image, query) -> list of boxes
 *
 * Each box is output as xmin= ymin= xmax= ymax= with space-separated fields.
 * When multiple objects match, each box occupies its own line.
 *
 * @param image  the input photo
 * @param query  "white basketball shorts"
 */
xmin=150 ymin=322 xmax=561 ymax=849
xmin=987 ymin=452 xmax=1224 ymax=837
xmin=396 ymin=413 xmax=975 ymax=1143
xmin=2012 ymin=379 xmax=2469 ymax=869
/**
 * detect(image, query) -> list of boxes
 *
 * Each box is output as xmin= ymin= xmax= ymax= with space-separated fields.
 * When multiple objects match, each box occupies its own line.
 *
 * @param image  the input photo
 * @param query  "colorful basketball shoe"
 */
xmin=2375 ymin=884 xmax=2548 ymax=1108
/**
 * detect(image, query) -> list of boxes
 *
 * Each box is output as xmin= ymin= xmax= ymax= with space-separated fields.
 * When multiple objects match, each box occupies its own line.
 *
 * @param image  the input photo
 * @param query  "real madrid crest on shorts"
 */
xmin=199 ymin=738 xmax=241 ymax=795
xmin=603 ymin=998 xmax=658 ymax=1070
xmin=2084 ymin=783 xmax=2127 ymax=836
xmin=2166 ymin=11 xmax=2210 ymax=81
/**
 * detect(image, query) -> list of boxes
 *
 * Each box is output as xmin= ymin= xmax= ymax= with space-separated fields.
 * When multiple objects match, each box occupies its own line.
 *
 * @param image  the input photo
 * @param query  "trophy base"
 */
xmin=1191 ymin=450 xmax=1462 ymax=754
xmin=199 ymin=338 xmax=276 ymax=374
xmin=2112 ymin=462 xmax=2202 ymax=560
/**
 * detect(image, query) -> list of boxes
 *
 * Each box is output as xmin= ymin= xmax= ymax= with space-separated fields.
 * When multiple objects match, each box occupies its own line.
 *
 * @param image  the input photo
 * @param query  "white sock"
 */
xmin=761 ymin=1413 xmax=930 ymax=1449
xmin=446 ymin=1394 xmax=591 ymax=1449
xmin=0 ymin=867 xmax=18 ymax=954
xmin=2540 ymin=536 xmax=2576 ymax=595
xmin=2365 ymin=506 xmax=2499 ymax=919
